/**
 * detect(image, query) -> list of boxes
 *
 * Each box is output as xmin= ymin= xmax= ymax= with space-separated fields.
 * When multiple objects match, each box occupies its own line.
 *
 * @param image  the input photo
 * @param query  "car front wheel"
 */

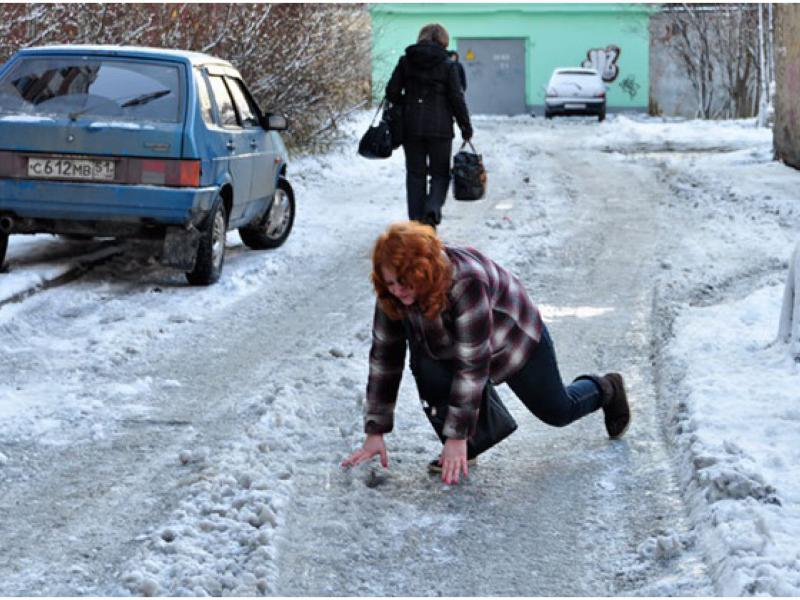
xmin=239 ymin=177 xmax=295 ymax=250
xmin=186 ymin=197 xmax=227 ymax=286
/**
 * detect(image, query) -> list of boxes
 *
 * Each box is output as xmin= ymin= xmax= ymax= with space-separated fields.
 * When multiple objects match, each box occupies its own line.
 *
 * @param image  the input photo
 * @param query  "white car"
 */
xmin=544 ymin=67 xmax=607 ymax=121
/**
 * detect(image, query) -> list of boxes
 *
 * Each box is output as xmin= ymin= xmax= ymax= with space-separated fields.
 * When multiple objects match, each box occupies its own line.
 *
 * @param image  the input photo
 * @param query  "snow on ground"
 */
xmin=1 ymin=111 xmax=800 ymax=594
xmin=605 ymin=117 xmax=800 ymax=595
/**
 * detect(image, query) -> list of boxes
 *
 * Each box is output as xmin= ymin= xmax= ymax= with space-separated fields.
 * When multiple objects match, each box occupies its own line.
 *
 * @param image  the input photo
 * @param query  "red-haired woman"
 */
xmin=342 ymin=221 xmax=630 ymax=485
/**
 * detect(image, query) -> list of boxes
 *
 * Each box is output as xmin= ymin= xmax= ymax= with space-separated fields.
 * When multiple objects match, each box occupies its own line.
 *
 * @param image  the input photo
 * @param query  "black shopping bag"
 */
xmin=423 ymin=384 xmax=518 ymax=459
xmin=358 ymin=98 xmax=394 ymax=159
xmin=452 ymin=140 xmax=487 ymax=201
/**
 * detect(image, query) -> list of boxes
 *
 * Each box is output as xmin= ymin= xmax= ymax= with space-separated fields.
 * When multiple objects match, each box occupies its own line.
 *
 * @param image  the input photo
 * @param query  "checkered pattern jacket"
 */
xmin=365 ymin=246 xmax=543 ymax=439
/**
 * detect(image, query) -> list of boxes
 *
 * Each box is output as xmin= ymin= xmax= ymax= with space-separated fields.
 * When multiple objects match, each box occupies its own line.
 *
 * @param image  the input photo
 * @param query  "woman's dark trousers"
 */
xmin=408 ymin=325 xmax=604 ymax=455
xmin=402 ymin=137 xmax=452 ymax=225
xmin=505 ymin=326 xmax=603 ymax=427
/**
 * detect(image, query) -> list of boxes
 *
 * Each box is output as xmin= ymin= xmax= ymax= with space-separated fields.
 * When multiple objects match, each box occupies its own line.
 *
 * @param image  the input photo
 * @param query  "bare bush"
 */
xmin=660 ymin=3 xmax=771 ymax=119
xmin=0 ymin=3 xmax=371 ymax=152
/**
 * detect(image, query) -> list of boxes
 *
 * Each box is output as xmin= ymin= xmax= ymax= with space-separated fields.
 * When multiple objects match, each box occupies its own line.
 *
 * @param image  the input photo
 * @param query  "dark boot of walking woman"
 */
xmin=574 ymin=373 xmax=631 ymax=438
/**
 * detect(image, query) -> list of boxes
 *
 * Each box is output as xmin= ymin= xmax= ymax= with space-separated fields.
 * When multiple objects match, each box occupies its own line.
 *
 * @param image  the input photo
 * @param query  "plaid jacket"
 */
xmin=365 ymin=246 xmax=543 ymax=439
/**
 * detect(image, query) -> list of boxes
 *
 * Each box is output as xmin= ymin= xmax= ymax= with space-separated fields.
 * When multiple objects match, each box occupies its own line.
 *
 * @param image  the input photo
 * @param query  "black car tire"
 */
xmin=0 ymin=231 xmax=8 ymax=270
xmin=186 ymin=196 xmax=227 ymax=286
xmin=239 ymin=177 xmax=295 ymax=250
xmin=598 ymin=106 xmax=606 ymax=122
xmin=545 ymin=109 xmax=553 ymax=120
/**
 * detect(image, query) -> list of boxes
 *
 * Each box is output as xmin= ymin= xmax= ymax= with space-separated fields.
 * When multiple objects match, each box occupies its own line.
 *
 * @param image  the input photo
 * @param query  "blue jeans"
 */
xmin=505 ymin=326 xmax=602 ymax=426
xmin=409 ymin=325 xmax=602 ymax=431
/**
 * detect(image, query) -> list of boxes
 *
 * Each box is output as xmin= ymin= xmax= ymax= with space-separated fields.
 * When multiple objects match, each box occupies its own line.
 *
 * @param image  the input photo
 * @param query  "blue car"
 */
xmin=0 ymin=45 xmax=294 ymax=285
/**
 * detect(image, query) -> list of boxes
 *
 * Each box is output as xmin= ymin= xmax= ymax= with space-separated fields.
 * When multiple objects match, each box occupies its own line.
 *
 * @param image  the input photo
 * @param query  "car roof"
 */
xmin=553 ymin=67 xmax=600 ymax=76
xmin=13 ymin=45 xmax=233 ymax=69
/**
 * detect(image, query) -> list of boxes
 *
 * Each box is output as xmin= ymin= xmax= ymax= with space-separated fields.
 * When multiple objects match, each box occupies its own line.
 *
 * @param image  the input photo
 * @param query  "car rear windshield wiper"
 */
xmin=68 ymin=89 xmax=172 ymax=121
xmin=119 ymin=89 xmax=171 ymax=108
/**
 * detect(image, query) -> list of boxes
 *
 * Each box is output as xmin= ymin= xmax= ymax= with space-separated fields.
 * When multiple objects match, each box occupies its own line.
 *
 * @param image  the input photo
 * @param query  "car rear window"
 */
xmin=0 ymin=56 xmax=182 ymax=123
xmin=555 ymin=70 xmax=597 ymax=77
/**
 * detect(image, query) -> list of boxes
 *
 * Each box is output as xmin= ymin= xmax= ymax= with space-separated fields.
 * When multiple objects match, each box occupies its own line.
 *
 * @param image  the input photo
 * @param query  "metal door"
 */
xmin=225 ymin=76 xmax=276 ymax=225
xmin=206 ymin=74 xmax=252 ymax=223
xmin=458 ymin=38 xmax=527 ymax=115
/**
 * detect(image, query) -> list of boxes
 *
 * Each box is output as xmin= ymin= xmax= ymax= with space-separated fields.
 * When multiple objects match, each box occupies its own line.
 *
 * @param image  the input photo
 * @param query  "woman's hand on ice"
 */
xmin=341 ymin=433 xmax=388 ymax=469
xmin=440 ymin=438 xmax=468 ymax=484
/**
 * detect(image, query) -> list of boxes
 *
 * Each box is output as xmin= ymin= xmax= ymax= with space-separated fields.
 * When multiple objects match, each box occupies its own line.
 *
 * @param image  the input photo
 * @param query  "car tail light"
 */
xmin=595 ymin=90 xmax=606 ymax=98
xmin=546 ymin=88 xmax=556 ymax=97
xmin=139 ymin=159 xmax=200 ymax=187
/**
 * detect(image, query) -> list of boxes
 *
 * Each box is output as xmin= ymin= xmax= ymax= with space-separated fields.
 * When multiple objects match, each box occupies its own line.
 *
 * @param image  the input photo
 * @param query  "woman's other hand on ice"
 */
xmin=440 ymin=438 xmax=468 ymax=484
xmin=341 ymin=433 xmax=389 ymax=469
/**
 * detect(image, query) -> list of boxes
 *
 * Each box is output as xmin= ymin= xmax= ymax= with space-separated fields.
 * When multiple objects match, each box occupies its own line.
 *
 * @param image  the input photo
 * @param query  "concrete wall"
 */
xmin=774 ymin=4 xmax=800 ymax=170
xmin=371 ymin=3 xmax=650 ymax=113
xmin=649 ymin=12 xmax=702 ymax=117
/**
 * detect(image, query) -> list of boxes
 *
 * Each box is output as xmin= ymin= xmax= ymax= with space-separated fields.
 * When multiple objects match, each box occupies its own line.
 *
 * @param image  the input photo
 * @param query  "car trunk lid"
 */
xmin=0 ymin=115 xmax=183 ymax=158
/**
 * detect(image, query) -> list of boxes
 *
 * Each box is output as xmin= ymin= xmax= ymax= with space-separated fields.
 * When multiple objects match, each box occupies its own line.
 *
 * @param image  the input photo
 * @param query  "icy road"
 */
xmin=0 ymin=114 xmax=789 ymax=595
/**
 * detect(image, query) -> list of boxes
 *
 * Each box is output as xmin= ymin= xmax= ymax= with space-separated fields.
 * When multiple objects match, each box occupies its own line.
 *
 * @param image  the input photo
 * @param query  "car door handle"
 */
xmin=226 ymin=140 xmax=235 ymax=151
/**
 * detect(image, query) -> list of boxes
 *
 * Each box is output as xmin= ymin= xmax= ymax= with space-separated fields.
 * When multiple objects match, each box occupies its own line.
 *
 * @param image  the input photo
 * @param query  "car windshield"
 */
xmin=0 ymin=56 xmax=182 ymax=123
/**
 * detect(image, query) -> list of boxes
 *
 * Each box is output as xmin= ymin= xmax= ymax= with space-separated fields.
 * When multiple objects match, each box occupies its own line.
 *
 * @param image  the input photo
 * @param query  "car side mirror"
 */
xmin=262 ymin=113 xmax=288 ymax=131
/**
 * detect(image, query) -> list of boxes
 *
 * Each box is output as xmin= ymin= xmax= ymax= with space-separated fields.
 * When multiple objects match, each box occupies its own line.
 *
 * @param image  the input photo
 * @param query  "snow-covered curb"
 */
xmin=647 ymin=122 xmax=800 ymax=596
xmin=662 ymin=281 xmax=800 ymax=595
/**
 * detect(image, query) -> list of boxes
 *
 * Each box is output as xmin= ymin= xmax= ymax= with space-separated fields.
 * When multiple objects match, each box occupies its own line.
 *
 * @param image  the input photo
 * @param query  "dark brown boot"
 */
xmin=600 ymin=373 xmax=630 ymax=439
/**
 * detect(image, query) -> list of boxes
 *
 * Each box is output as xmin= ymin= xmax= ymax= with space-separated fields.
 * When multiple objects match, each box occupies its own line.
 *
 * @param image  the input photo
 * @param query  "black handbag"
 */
xmin=452 ymin=140 xmax=487 ymax=201
xmin=423 ymin=383 xmax=518 ymax=459
xmin=358 ymin=98 xmax=393 ymax=159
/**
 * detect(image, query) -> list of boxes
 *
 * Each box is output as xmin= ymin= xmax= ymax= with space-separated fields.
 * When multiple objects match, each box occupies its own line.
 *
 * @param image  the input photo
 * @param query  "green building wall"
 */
xmin=371 ymin=3 xmax=651 ymax=111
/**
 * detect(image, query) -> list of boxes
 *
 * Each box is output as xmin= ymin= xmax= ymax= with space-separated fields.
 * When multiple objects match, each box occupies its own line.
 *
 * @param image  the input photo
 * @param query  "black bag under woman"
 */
xmin=452 ymin=140 xmax=487 ymax=201
xmin=404 ymin=321 xmax=517 ymax=459
xmin=423 ymin=383 xmax=518 ymax=460
xmin=358 ymin=98 xmax=395 ymax=159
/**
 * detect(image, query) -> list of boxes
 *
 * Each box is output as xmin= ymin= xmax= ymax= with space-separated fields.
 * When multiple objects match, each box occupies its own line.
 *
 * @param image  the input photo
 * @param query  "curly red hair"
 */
xmin=371 ymin=221 xmax=452 ymax=320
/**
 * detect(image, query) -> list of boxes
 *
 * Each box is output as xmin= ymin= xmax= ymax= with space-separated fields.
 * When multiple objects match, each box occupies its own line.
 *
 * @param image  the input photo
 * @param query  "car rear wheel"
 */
xmin=598 ymin=106 xmax=606 ymax=122
xmin=239 ymin=177 xmax=295 ymax=250
xmin=186 ymin=197 xmax=227 ymax=286
xmin=0 ymin=232 xmax=8 ymax=270
xmin=545 ymin=109 xmax=553 ymax=120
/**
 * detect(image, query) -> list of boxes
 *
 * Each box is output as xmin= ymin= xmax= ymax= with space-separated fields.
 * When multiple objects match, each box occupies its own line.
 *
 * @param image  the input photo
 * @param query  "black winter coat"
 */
xmin=386 ymin=42 xmax=473 ymax=141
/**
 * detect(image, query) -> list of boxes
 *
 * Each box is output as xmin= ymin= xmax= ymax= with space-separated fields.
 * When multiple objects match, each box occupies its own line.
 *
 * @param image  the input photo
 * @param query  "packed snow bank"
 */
xmin=593 ymin=115 xmax=773 ymax=153
xmin=667 ymin=282 xmax=800 ymax=595
xmin=632 ymin=115 xmax=800 ymax=595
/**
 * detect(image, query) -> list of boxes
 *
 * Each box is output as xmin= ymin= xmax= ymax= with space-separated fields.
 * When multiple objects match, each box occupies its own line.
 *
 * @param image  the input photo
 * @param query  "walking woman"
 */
xmin=386 ymin=24 xmax=473 ymax=228
xmin=342 ymin=222 xmax=631 ymax=485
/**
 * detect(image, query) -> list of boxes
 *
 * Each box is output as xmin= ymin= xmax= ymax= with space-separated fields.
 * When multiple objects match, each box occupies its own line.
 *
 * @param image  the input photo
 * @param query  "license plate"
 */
xmin=564 ymin=103 xmax=586 ymax=110
xmin=27 ymin=157 xmax=115 ymax=181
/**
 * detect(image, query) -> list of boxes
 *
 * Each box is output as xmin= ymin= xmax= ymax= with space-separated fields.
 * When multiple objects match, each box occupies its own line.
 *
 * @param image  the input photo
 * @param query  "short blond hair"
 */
xmin=417 ymin=23 xmax=449 ymax=48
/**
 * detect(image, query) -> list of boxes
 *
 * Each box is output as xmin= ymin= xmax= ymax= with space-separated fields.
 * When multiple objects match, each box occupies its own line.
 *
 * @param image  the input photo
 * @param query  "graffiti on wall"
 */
xmin=581 ymin=45 xmax=621 ymax=82
xmin=619 ymin=75 xmax=640 ymax=99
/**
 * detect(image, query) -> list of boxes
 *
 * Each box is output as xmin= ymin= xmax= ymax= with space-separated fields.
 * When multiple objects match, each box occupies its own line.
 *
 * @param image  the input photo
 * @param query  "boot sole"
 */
xmin=604 ymin=372 xmax=631 ymax=439
xmin=608 ymin=405 xmax=632 ymax=439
